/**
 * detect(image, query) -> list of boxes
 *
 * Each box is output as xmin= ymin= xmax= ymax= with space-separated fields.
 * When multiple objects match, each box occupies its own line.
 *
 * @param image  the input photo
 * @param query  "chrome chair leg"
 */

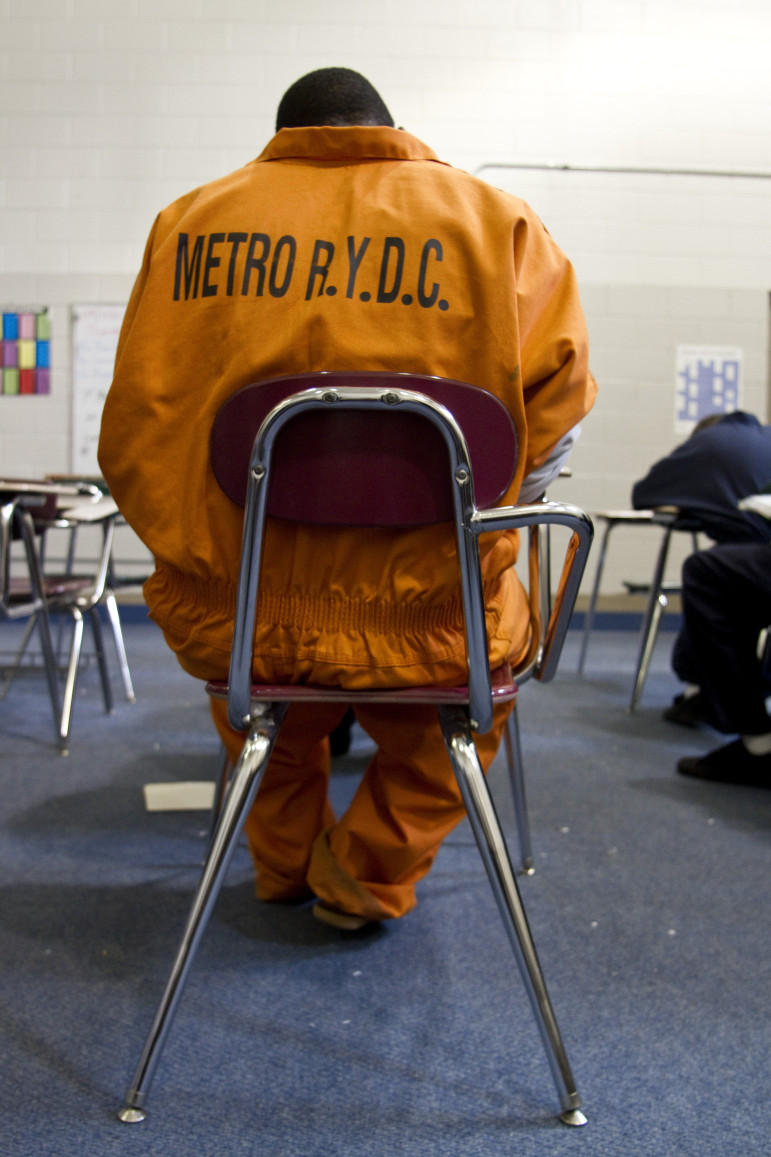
xmin=7 ymin=606 xmax=67 ymax=751
xmin=118 ymin=701 xmax=287 ymax=1123
xmin=104 ymin=589 xmax=136 ymax=702
xmin=37 ymin=610 xmax=64 ymax=745
xmin=439 ymin=705 xmax=586 ymax=1127
xmin=0 ymin=614 xmax=38 ymax=698
xmin=58 ymin=608 xmax=85 ymax=754
xmin=628 ymin=525 xmax=674 ymax=711
xmin=206 ymin=745 xmax=233 ymax=853
xmin=628 ymin=591 xmax=668 ymax=712
xmin=17 ymin=604 xmax=65 ymax=748
xmin=503 ymin=707 xmax=535 ymax=875
xmin=577 ymin=520 xmax=612 ymax=675
xmin=89 ymin=605 xmax=114 ymax=714
xmin=56 ymin=603 xmax=114 ymax=754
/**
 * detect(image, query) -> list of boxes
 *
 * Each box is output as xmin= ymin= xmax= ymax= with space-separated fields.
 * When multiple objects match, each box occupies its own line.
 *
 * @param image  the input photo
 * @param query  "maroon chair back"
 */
xmin=210 ymin=372 xmax=518 ymax=526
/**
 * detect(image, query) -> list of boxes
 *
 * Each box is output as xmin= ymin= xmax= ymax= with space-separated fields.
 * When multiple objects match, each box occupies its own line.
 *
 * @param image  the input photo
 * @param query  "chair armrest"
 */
xmin=472 ymin=501 xmax=594 ymax=684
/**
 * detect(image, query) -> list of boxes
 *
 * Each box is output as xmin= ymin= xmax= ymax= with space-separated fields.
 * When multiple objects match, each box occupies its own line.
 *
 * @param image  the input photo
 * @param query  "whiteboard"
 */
xmin=71 ymin=303 xmax=126 ymax=475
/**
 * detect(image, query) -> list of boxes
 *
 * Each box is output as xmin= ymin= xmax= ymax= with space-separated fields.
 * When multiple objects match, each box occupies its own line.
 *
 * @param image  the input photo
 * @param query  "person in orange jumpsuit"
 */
xmin=98 ymin=68 xmax=596 ymax=930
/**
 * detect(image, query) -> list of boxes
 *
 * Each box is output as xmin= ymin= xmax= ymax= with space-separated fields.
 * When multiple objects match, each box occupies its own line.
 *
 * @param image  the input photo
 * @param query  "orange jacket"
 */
xmin=98 ymin=126 xmax=596 ymax=686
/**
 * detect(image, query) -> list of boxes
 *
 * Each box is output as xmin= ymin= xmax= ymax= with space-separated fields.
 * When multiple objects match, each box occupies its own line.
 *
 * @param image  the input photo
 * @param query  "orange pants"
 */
xmin=210 ymin=697 xmax=513 ymax=921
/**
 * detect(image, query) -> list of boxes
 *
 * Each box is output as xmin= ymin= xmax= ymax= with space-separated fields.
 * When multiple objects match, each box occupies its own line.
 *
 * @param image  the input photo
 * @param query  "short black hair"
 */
xmin=692 ymin=413 xmax=727 ymax=435
xmin=276 ymin=67 xmax=394 ymax=132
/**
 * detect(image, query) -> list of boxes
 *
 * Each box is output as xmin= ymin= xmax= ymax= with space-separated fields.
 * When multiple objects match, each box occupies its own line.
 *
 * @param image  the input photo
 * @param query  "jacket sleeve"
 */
xmin=513 ymin=209 xmax=597 ymax=479
xmin=632 ymin=456 xmax=678 ymax=510
xmin=631 ymin=439 xmax=701 ymax=510
xmin=518 ymin=423 xmax=582 ymax=502
xmin=97 ymin=219 xmax=160 ymax=536
xmin=97 ymin=195 xmax=199 ymax=549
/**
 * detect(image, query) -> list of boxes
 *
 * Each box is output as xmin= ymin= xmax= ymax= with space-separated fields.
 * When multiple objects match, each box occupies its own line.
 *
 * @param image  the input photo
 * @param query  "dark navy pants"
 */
xmin=672 ymin=543 xmax=771 ymax=735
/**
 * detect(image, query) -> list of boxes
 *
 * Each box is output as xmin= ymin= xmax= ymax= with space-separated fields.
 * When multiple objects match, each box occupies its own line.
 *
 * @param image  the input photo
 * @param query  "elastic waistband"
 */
xmin=150 ymin=563 xmax=501 ymax=635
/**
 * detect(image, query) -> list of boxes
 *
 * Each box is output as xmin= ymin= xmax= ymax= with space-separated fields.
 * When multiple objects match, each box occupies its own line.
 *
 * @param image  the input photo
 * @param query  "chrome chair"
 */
xmin=1 ymin=488 xmax=63 ymax=744
xmin=47 ymin=493 xmax=137 ymax=715
xmin=117 ymin=372 xmax=593 ymax=1127
xmin=577 ymin=507 xmax=702 ymax=710
xmin=0 ymin=480 xmax=135 ymax=752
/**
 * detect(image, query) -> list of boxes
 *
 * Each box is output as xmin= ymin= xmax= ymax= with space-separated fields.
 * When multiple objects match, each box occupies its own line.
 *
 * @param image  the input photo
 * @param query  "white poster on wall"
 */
xmin=71 ymin=304 xmax=126 ymax=475
xmin=675 ymin=345 xmax=743 ymax=435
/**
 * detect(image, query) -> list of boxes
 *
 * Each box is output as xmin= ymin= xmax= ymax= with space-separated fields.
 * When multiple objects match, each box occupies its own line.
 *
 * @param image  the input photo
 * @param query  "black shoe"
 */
xmin=329 ymin=707 xmax=355 ymax=756
xmin=663 ymin=693 xmax=705 ymax=728
xmin=677 ymin=739 xmax=771 ymax=787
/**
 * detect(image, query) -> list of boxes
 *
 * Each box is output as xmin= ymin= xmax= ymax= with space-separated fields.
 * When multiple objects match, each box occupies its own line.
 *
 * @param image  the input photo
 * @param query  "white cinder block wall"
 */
xmin=1 ymin=0 xmax=770 ymax=595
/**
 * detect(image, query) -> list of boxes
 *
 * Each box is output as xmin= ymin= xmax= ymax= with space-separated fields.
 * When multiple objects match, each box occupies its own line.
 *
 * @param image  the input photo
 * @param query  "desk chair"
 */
xmin=577 ymin=508 xmax=701 ymax=710
xmin=118 ymin=372 xmax=593 ymax=1127
xmin=0 ymin=481 xmax=135 ymax=752
xmin=1 ymin=490 xmax=63 ymax=743
xmin=51 ymin=494 xmax=137 ymax=710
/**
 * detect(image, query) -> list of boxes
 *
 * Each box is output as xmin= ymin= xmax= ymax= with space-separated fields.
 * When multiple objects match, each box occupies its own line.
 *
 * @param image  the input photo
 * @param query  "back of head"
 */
xmin=275 ymin=67 xmax=395 ymax=131
xmin=691 ymin=413 xmax=725 ymax=436
xmin=691 ymin=410 xmax=758 ymax=438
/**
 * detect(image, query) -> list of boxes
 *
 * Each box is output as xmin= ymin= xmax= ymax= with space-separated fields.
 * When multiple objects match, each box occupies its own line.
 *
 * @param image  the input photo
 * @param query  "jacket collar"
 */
xmin=256 ymin=125 xmax=444 ymax=165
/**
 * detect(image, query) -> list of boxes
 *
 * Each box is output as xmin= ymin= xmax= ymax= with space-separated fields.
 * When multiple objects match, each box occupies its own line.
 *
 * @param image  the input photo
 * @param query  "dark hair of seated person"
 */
xmin=275 ymin=67 xmax=395 ymax=131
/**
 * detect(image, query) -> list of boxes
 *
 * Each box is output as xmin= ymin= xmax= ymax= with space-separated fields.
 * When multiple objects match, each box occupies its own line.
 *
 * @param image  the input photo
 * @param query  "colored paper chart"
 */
xmin=2 ymin=308 xmax=51 ymax=395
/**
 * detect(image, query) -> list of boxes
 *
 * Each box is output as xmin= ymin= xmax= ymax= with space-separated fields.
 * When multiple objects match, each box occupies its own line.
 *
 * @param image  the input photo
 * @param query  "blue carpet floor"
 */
xmin=0 ymin=619 xmax=769 ymax=1156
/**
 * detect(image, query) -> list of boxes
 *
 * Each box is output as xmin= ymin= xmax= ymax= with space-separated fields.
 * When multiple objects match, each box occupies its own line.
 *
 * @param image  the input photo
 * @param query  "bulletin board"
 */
xmin=2 ymin=307 xmax=51 ymax=394
xmin=674 ymin=345 xmax=743 ymax=435
xmin=71 ymin=303 xmax=125 ymax=474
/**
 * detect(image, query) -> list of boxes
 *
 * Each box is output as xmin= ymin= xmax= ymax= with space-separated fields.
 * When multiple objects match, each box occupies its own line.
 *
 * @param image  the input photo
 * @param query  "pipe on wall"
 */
xmin=475 ymin=162 xmax=771 ymax=181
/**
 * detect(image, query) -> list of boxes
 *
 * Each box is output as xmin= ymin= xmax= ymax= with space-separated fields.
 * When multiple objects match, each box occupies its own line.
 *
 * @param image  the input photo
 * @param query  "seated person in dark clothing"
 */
xmin=673 ymin=542 xmax=771 ymax=787
xmin=633 ymin=411 xmax=771 ymax=725
xmin=632 ymin=411 xmax=771 ymax=545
